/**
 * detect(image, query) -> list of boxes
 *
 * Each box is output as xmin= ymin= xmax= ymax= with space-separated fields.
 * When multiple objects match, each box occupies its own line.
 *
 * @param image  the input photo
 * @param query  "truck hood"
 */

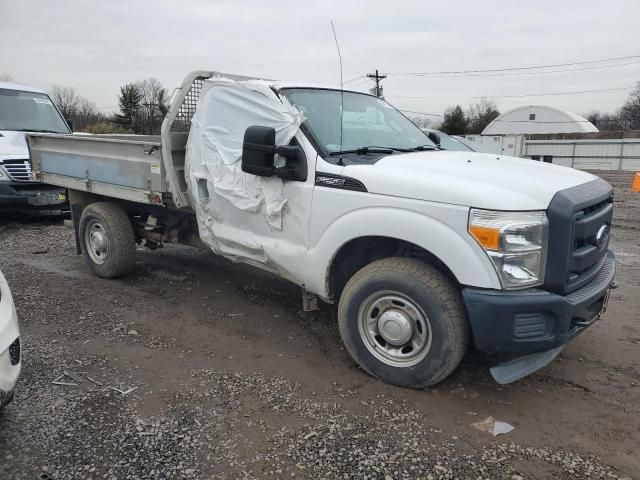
xmin=0 ymin=131 xmax=29 ymax=160
xmin=343 ymin=151 xmax=598 ymax=210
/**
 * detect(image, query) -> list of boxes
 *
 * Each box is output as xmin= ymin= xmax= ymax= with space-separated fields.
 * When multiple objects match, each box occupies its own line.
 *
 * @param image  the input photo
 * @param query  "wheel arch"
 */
xmin=327 ymin=236 xmax=460 ymax=303
xmin=304 ymin=207 xmax=501 ymax=301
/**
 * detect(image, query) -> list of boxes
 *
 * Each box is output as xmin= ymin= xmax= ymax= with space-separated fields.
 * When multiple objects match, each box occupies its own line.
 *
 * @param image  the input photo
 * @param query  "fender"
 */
xmin=303 ymin=204 xmax=502 ymax=299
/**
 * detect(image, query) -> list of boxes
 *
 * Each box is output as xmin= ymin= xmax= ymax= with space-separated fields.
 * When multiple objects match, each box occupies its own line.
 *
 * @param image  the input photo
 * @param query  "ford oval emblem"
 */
xmin=595 ymin=224 xmax=610 ymax=249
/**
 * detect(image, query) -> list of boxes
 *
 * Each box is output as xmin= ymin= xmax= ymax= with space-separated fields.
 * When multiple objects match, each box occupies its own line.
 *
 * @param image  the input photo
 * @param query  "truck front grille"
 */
xmin=544 ymin=177 xmax=614 ymax=295
xmin=2 ymin=159 xmax=34 ymax=181
xmin=567 ymin=197 xmax=613 ymax=290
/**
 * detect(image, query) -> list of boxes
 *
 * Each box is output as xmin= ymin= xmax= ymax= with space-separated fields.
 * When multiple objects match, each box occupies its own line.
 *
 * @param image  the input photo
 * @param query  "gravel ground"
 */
xmin=0 ymin=171 xmax=638 ymax=479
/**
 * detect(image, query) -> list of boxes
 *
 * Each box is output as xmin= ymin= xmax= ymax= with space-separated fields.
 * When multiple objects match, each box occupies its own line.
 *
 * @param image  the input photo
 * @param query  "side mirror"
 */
xmin=66 ymin=118 xmax=74 ymax=132
xmin=242 ymin=126 xmax=307 ymax=181
xmin=427 ymin=131 xmax=441 ymax=147
xmin=241 ymin=126 xmax=276 ymax=177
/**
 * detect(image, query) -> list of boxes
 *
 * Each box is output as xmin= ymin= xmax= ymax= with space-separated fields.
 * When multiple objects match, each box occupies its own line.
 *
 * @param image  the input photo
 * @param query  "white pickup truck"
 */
xmin=27 ymin=71 xmax=615 ymax=387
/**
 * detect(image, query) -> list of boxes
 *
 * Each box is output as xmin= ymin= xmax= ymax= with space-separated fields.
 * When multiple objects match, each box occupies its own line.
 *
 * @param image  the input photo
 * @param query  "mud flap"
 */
xmin=302 ymin=289 xmax=319 ymax=312
xmin=490 ymin=345 xmax=564 ymax=385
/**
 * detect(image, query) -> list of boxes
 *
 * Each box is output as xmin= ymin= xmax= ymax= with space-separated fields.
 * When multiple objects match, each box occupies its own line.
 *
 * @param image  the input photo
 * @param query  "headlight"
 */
xmin=468 ymin=209 xmax=548 ymax=289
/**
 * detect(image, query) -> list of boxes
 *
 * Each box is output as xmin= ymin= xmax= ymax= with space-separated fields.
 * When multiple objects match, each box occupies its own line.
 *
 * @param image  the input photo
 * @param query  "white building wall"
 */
xmin=522 ymin=138 xmax=640 ymax=171
xmin=462 ymin=135 xmax=640 ymax=171
xmin=464 ymin=134 xmax=523 ymax=156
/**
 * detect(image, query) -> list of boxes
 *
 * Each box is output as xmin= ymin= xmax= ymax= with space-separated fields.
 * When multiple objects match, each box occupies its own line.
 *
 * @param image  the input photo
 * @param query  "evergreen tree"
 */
xmin=114 ymin=83 xmax=141 ymax=132
xmin=440 ymin=105 xmax=468 ymax=135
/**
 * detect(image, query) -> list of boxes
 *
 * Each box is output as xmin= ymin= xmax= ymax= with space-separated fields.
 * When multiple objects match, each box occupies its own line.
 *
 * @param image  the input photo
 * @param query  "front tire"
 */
xmin=79 ymin=202 xmax=136 ymax=278
xmin=338 ymin=258 xmax=469 ymax=388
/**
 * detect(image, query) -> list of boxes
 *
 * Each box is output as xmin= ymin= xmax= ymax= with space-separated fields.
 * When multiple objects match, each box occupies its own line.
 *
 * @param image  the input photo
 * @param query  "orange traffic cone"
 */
xmin=633 ymin=172 xmax=640 ymax=192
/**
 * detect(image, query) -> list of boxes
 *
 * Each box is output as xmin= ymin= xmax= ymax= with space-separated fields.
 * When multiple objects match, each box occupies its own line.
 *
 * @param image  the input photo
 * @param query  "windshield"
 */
xmin=0 ymin=88 xmax=70 ymax=133
xmin=280 ymin=88 xmax=436 ymax=155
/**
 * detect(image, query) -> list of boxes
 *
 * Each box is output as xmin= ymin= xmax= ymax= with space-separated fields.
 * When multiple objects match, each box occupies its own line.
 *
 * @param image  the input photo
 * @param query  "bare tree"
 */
xmin=50 ymin=85 xmax=107 ymax=131
xmin=617 ymin=82 xmax=640 ymax=131
xmin=50 ymin=85 xmax=80 ymax=120
xmin=136 ymin=78 xmax=169 ymax=134
xmin=585 ymin=111 xmax=621 ymax=131
xmin=466 ymin=98 xmax=500 ymax=134
xmin=583 ymin=83 xmax=640 ymax=132
xmin=75 ymin=97 xmax=105 ymax=131
xmin=0 ymin=73 xmax=15 ymax=82
xmin=409 ymin=116 xmax=434 ymax=129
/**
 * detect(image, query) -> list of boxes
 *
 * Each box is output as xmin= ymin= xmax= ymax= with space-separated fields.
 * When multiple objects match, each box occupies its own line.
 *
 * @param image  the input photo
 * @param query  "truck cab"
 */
xmin=0 ymin=82 xmax=69 ymax=213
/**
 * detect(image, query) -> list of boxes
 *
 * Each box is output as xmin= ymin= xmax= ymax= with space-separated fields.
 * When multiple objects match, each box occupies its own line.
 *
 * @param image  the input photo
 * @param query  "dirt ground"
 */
xmin=0 ymin=171 xmax=638 ymax=480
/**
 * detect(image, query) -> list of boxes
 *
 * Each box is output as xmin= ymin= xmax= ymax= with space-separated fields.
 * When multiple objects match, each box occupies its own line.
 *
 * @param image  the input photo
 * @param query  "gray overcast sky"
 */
xmin=1 ymin=0 xmax=639 ymax=119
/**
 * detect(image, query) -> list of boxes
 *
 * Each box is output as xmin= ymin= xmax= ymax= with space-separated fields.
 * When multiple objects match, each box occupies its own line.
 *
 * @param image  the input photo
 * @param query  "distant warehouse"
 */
xmin=465 ymin=105 xmax=639 ymax=171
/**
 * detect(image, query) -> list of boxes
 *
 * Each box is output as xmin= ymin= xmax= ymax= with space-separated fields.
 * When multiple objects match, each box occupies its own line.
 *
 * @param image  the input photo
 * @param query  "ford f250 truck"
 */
xmin=26 ymin=71 xmax=615 ymax=387
xmin=0 ymin=81 xmax=69 ymax=213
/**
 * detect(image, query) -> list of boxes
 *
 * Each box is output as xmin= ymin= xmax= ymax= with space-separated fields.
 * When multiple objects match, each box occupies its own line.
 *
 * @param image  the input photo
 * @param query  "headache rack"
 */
xmin=161 ymin=70 xmax=259 ymax=208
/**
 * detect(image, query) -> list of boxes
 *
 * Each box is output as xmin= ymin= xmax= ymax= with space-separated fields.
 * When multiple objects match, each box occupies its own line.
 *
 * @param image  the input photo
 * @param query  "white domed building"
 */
xmin=481 ymin=105 xmax=598 ymax=135
xmin=465 ymin=105 xmax=640 ymax=171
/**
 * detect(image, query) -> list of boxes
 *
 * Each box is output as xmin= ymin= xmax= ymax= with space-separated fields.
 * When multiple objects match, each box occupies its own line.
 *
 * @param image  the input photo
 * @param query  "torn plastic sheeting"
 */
xmin=185 ymin=78 xmax=304 ymax=236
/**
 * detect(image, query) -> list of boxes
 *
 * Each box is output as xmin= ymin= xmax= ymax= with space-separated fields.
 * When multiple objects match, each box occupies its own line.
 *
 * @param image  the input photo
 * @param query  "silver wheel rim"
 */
xmin=85 ymin=219 xmax=109 ymax=265
xmin=357 ymin=291 xmax=432 ymax=367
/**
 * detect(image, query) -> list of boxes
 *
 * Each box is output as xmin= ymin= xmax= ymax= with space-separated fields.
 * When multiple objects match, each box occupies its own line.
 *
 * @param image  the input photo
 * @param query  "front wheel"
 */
xmin=338 ymin=258 xmax=469 ymax=388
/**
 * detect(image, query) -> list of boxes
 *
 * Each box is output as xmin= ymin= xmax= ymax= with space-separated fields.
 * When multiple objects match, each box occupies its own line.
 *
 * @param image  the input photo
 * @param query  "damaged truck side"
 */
xmin=27 ymin=71 xmax=615 ymax=387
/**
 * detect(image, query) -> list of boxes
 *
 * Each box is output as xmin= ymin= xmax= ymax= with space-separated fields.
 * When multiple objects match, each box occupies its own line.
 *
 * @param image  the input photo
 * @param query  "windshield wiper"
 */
xmin=328 ymin=146 xmax=412 ymax=156
xmin=408 ymin=145 xmax=438 ymax=151
xmin=13 ymin=128 xmax=64 ymax=133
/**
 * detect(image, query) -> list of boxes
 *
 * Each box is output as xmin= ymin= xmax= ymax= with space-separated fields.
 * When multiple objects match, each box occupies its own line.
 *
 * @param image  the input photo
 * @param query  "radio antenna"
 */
xmin=330 ymin=20 xmax=344 ymax=164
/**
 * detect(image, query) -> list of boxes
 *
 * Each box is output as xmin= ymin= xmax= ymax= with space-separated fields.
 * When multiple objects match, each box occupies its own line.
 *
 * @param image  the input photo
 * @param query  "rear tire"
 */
xmin=338 ymin=257 xmax=469 ymax=388
xmin=79 ymin=202 xmax=136 ymax=278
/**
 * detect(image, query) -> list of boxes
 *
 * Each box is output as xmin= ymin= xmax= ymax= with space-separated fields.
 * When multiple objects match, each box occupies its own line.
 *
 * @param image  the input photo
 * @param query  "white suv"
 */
xmin=0 ymin=268 xmax=20 ymax=410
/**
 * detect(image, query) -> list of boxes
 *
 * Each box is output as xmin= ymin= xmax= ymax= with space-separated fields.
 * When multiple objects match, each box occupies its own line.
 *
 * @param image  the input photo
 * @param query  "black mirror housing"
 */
xmin=242 ymin=126 xmax=276 ymax=177
xmin=427 ymin=131 xmax=441 ymax=147
xmin=242 ymin=126 xmax=307 ymax=182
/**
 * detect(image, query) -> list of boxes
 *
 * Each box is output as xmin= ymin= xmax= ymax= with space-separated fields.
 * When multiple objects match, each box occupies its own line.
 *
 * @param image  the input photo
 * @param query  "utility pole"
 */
xmin=367 ymin=69 xmax=387 ymax=97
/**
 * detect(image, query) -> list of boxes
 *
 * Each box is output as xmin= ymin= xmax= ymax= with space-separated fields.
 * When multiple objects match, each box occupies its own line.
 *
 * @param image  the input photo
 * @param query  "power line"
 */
xmin=393 ymin=60 xmax=640 ymax=78
xmin=343 ymin=74 xmax=367 ymax=85
xmin=388 ymin=85 xmax=635 ymax=100
xmin=385 ymin=54 xmax=640 ymax=76
xmin=482 ymin=86 xmax=634 ymax=98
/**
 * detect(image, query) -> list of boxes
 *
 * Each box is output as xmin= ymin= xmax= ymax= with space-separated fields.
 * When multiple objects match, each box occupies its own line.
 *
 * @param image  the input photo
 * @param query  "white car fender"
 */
xmin=303 ymin=198 xmax=501 ymax=299
xmin=0 ymin=269 xmax=20 ymax=395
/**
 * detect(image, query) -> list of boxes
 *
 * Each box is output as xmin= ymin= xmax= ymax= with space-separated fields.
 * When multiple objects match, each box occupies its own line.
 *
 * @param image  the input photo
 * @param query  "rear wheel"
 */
xmin=79 ymin=202 xmax=136 ymax=278
xmin=338 ymin=257 xmax=469 ymax=388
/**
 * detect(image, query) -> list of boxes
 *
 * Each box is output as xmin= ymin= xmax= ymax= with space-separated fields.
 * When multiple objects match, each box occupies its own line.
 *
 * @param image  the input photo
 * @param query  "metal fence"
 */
xmin=523 ymin=138 xmax=640 ymax=171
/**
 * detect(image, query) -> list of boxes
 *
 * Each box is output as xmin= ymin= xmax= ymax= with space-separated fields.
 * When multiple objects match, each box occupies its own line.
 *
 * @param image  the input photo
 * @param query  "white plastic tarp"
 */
xmin=185 ymin=78 xmax=304 ymax=256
